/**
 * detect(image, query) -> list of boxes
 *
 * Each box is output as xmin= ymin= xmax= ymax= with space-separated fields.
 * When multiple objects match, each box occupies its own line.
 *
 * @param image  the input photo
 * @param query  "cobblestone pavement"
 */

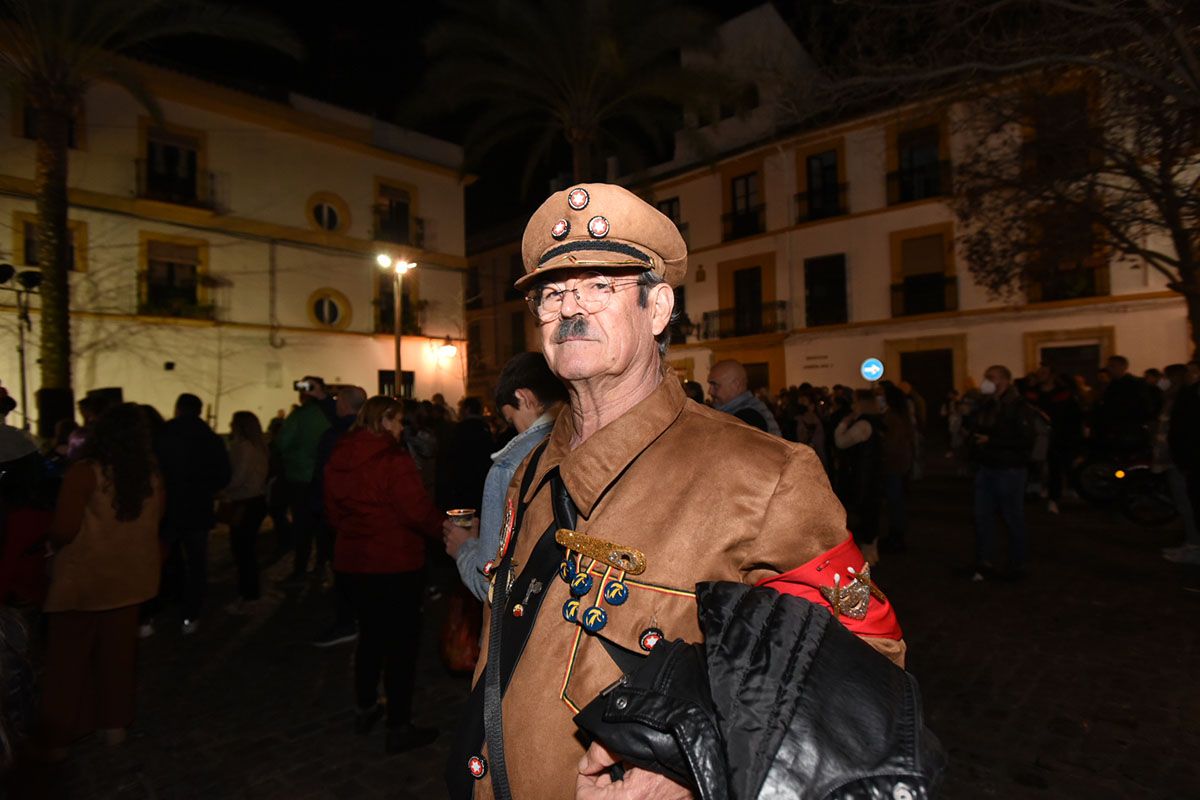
xmin=11 ymin=470 xmax=1200 ymax=799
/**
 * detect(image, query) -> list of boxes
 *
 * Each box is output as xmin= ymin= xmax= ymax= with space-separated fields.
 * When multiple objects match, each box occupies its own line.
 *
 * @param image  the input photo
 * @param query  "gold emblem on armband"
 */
xmin=819 ymin=563 xmax=882 ymax=620
xmin=554 ymin=529 xmax=646 ymax=575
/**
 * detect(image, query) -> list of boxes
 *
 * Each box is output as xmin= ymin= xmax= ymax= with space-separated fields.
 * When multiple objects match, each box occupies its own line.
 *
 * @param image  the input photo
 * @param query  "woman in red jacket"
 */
xmin=324 ymin=395 xmax=443 ymax=754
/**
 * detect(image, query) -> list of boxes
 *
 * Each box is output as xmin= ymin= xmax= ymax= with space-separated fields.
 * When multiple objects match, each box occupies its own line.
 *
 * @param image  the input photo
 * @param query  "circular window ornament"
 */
xmin=313 ymin=203 xmax=340 ymax=232
xmin=308 ymin=288 xmax=352 ymax=330
xmin=306 ymin=192 xmax=350 ymax=234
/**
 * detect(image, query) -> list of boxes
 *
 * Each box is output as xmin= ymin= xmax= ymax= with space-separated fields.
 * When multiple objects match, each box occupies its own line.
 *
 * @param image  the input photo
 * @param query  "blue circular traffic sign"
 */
xmin=860 ymin=358 xmax=885 ymax=382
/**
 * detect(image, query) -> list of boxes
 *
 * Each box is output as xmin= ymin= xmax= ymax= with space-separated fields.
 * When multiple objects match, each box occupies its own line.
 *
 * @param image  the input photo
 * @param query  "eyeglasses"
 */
xmin=526 ymin=274 xmax=641 ymax=321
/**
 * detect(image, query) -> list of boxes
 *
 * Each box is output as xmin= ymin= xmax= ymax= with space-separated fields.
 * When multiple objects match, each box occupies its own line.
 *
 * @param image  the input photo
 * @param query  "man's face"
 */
xmin=1187 ymin=363 xmax=1200 ymax=385
xmin=985 ymin=369 xmax=1011 ymax=394
xmin=1107 ymin=359 xmax=1128 ymax=378
xmin=536 ymin=270 xmax=667 ymax=385
xmin=707 ymin=367 xmax=741 ymax=407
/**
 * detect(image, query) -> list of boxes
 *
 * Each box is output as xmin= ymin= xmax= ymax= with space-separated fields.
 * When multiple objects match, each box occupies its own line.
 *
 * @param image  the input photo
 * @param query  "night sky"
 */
xmin=143 ymin=0 xmax=766 ymax=239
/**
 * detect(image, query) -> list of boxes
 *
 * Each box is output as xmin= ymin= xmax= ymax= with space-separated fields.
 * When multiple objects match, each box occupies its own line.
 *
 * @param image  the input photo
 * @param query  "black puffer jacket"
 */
xmin=575 ymin=582 xmax=945 ymax=800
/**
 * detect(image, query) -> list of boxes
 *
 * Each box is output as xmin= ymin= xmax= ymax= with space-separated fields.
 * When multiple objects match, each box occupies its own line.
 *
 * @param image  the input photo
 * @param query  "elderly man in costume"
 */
xmin=447 ymin=184 xmax=938 ymax=800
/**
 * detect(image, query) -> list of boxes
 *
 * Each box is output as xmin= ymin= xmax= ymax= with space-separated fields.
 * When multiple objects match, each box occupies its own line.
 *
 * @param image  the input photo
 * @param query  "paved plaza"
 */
xmin=11 ymin=471 xmax=1200 ymax=799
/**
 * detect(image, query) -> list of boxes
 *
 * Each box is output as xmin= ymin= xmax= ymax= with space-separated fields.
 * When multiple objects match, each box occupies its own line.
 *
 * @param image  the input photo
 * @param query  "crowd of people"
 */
xmin=0 ymin=347 xmax=1197 ymax=772
xmin=0 ymin=375 xmax=520 ymax=767
xmin=687 ymin=354 xmax=1200 ymax=578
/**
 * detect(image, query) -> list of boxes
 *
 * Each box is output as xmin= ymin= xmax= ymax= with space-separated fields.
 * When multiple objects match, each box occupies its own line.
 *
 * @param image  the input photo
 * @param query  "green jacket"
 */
xmin=277 ymin=401 xmax=331 ymax=483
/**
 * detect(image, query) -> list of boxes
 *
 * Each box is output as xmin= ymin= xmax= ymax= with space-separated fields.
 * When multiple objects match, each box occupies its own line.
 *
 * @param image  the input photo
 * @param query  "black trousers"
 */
xmin=286 ymin=481 xmax=318 ymax=576
xmin=229 ymin=497 xmax=267 ymax=601
xmin=343 ymin=571 xmax=425 ymax=726
xmin=162 ymin=527 xmax=208 ymax=621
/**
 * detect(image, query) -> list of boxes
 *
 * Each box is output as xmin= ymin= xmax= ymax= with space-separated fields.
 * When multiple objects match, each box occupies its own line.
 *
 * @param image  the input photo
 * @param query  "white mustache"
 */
xmin=553 ymin=317 xmax=591 ymax=342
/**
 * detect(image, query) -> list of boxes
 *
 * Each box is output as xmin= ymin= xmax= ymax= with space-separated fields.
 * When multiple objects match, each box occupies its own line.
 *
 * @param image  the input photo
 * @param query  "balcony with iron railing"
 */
xmin=886 ymin=160 xmax=952 ymax=205
xmin=135 ymin=160 xmax=216 ymax=209
xmin=890 ymin=274 xmax=958 ymax=317
xmin=721 ymin=204 xmax=766 ymax=241
xmin=701 ymin=300 xmax=789 ymax=340
xmin=795 ymin=184 xmax=848 ymax=223
xmin=372 ymin=205 xmax=426 ymax=247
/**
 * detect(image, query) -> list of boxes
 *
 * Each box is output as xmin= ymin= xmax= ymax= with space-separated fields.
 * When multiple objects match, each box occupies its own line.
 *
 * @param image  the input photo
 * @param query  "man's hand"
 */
xmin=442 ymin=518 xmax=476 ymax=559
xmin=575 ymin=742 xmax=693 ymax=800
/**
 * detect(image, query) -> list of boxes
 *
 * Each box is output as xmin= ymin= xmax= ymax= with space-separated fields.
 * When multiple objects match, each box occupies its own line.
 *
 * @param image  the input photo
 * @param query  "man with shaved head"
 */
xmin=706 ymin=359 xmax=781 ymax=436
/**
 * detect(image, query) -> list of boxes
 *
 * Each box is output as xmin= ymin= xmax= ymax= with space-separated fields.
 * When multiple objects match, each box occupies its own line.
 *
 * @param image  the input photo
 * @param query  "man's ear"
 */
xmin=649 ymin=282 xmax=674 ymax=337
xmin=514 ymin=387 xmax=538 ymax=413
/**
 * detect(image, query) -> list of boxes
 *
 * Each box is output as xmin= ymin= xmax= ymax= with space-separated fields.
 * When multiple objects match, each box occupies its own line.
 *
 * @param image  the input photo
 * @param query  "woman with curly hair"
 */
xmin=39 ymin=403 xmax=164 ymax=755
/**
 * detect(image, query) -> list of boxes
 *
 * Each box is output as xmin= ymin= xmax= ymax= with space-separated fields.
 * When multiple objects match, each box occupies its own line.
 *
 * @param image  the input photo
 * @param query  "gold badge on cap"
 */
xmin=567 ymin=187 xmax=590 ymax=210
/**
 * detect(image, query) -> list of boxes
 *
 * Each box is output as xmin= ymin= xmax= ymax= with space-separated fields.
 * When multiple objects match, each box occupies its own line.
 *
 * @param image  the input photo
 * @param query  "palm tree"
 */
xmin=0 ymin=0 xmax=302 ymax=399
xmin=418 ymin=0 xmax=730 ymax=188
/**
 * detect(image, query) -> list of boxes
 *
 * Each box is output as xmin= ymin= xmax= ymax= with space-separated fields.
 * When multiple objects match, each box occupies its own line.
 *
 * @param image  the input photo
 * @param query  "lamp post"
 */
xmin=0 ymin=263 xmax=43 ymax=431
xmin=376 ymin=254 xmax=415 ymax=398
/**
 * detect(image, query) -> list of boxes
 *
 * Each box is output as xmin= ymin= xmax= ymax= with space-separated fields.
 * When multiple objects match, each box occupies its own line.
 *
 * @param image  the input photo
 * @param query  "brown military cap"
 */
xmin=515 ymin=183 xmax=687 ymax=291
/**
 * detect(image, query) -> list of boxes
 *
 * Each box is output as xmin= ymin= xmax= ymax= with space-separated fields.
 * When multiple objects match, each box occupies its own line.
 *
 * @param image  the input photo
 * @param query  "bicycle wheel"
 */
xmin=1121 ymin=474 xmax=1179 ymax=527
xmin=1075 ymin=459 xmax=1119 ymax=505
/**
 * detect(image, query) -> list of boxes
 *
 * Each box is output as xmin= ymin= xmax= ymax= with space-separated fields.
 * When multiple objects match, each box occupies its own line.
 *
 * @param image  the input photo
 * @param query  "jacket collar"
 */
xmin=523 ymin=376 xmax=687 ymax=517
xmin=717 ymin=391 xmax=755 ymax=414
xmin=491 ymin=412 xmax=556 ymax=463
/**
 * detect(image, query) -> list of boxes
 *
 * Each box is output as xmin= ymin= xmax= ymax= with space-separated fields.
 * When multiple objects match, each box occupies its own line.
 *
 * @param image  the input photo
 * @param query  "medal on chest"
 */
xmin=494 ymin=499 xmax=516 ymax=562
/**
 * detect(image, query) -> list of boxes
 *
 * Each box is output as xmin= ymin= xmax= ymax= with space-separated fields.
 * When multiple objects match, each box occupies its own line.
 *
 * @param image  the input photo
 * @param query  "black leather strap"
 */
xmin=481 ymin=444 xmax=552 ymax=800
xmin=447 ymin=443 xmax=547 ymax=800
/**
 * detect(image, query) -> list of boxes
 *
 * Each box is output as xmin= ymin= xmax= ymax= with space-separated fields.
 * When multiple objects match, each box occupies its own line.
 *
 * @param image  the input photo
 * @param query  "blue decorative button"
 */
xmin=562 ymin=598 xmax=580 ymax=622
xmin=580 ymin=606 xmax=608 ymax=633
xmin=603 ymin=580 xmax=629 ymax=606
xmin=559 ymin=559 xmax=576 ymax=583
xmin=569 ymin=573 xmax=593 ymax=597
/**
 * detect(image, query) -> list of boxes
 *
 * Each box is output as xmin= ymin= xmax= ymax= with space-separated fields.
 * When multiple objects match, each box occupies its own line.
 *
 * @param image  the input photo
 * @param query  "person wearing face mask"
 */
xmin=323 ymin=396 xmax=444 ymax=753
xmin=966 ymin=365 xmax=1037 ymax=581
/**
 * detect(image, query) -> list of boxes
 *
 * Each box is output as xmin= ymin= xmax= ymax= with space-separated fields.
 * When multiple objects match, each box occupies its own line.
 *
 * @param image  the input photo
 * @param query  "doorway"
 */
xmin=1039 ymin=343 xmax=1101 ymax=387
xmin=899 ymin=349 xmax=954 ymax=444
xmin=733 ymin=266 xmax=763 ymax=337
xmin=745 ymin=362 xmax=771 ymax=394
xmin=884 ymin=333 xmax=967 ymax=448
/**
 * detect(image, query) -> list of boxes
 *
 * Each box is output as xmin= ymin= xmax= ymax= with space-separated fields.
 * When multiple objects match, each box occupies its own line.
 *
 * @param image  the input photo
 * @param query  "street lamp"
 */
xmin=376 ymin=254 xmax=415 ymax=398
xmin=0 ymin=263 xmax=43 ymax=430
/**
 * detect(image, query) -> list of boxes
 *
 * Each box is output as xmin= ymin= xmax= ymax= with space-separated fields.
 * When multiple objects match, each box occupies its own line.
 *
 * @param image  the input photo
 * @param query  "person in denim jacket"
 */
xmin=445 ymin=353 xmax=567 ymax=600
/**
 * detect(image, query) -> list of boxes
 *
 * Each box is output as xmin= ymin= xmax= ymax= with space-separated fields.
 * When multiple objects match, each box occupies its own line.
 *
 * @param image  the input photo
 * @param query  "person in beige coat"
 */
xmin=447 ymin=184 xmax=905 ymax=800
xmin=40 ymin=403 xmax=164 ymax=753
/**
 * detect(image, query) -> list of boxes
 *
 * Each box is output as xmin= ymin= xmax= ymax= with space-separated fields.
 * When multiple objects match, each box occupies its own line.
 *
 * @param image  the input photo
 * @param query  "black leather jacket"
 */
xmin=575 ymin=582 xmax=945 ymax=799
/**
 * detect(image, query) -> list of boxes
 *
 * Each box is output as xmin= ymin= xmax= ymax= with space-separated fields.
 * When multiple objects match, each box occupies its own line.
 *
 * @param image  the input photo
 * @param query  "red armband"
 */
xmin=756 ymin=535 xmax=903 ymax=640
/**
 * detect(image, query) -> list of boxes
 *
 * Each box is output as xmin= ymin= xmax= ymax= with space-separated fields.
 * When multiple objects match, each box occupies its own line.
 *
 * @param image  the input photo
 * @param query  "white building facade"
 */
xmin=1 ymin=63 xmax=470 ymax=431
xmin=643 ymin=5 xmax=1190 ymax=405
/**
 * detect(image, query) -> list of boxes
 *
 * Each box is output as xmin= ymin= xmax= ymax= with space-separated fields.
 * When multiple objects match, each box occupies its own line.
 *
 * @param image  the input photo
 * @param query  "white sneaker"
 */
xmin=1046 ymin=500 xmax=1059 ymax=514
xmin=181 ymin=619 xmax=199 ymax=636
xmin=138 ymin=623 xmax=155 ymax=639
